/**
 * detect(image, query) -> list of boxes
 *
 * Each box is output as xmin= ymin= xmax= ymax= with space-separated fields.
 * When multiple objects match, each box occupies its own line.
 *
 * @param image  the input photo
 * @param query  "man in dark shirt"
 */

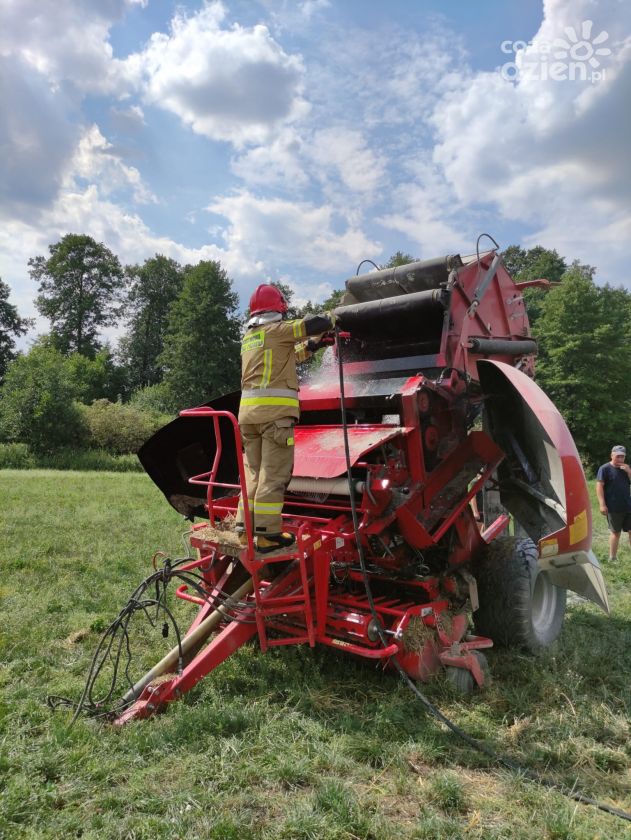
xmin=596 ymin=445 xmax=631 ymax=561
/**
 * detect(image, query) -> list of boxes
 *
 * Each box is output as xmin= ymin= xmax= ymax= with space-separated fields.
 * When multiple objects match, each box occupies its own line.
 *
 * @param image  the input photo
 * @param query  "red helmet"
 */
xmin=249 ymin=284 xmax=288 ymax=315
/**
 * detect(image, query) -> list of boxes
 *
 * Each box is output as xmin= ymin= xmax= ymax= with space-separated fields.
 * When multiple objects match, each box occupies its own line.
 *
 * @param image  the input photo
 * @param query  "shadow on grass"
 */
xmin=163 ymin=600 xmax=631 ymax=793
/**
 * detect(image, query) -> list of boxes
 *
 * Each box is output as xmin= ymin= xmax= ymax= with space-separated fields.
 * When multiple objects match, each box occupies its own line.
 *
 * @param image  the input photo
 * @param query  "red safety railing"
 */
xmin=179 ymin=407 xmax=254 ymax=558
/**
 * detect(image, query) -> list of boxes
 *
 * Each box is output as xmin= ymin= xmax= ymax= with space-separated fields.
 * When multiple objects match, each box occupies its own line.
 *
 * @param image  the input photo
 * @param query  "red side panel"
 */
xmin=293 ymin=425 xmax=409 ymax=479
xmin=479 ymin=360 xmax=608 ymax=612
xmin=480 ymin=360 xmax=590 ymax=554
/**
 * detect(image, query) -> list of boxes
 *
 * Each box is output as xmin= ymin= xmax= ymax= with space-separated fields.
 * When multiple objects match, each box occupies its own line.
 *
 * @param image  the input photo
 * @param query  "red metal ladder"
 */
xmin=251 ymin=540 xmax=316 ymax=652
xmin=179 ymin=406 xmax=316 ymax=651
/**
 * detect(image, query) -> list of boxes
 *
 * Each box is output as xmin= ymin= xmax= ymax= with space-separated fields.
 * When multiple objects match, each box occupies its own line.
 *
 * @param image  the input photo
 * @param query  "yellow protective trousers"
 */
xmin=236 ymin=418 xmax=295 ymax=535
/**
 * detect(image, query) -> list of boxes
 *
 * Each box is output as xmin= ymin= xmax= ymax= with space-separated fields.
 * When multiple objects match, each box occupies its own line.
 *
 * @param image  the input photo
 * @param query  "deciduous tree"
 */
xmin=0 ymin=278 xmax=32 ymax=381
xmin=384 ymin=251 xmax=417 ymax=268
xmin=0 ymin=345 xmax=86 ymax=452
xmin=66 ymin=345 xmax=128 ymax=403
xmin=535 ymin=263 xmax=631 ymax=468
xmin=503 ymin=245 xmax=567 ymax=331
xmin=29 ymin=234 xmax=124 ymax=357
xmin=120 ymin=255 xmax=184 ymax=390
xmin=160 ymin=261 xmax=241 ymax=409
xmin=502 ymin=245 xmax=567 ymax=284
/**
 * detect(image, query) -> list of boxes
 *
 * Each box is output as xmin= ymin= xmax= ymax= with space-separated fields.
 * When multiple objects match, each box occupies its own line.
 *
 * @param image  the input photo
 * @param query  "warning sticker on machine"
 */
xmin=569 ymin=509 xmax=588 ymax=546
xmin=540 ymin=539 xmax=559 ymax=557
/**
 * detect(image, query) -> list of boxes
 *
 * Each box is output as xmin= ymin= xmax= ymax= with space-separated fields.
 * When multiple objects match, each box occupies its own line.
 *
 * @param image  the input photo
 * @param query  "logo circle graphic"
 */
xmin=569 ymin=41 xmax=594 ymax=62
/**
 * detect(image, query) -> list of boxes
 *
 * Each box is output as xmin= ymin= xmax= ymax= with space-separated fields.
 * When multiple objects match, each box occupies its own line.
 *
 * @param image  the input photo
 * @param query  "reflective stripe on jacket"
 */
xmin=238 ymin=313 xmax=333 ymax=424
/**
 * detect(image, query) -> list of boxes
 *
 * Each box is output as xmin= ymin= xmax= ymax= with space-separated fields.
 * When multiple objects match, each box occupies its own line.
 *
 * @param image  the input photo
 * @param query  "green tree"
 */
xmin=503 ymin=246 xmax=567 ymax=330
xmin=0 ymin=278 xmax=32 ymax=382
xmin=29 ymin=233 xmax=124 ymax=357
xmin=120 ymin=255 xmax=184 ymax=391
xmin=271 ymin=281 xmax=303 ymax=320
xmin=502 ymin=245 xmax=567 ymax=283
xmin=160 ymin=261 xmax=241 ymax=408
xmin=66 ymin=346 xmax=128 ymax=403
xmin=384 ymin=251 xmax=417 ymax=268
xmin=0 ymin=345 xmax=86 ymax=452
xmin=129 ymin=382 xmax=175 ymax=416
xmin=535 ymin=263 xmax=631 ymax=468
xmin=321 ymin=289 xmax=345 ymax=310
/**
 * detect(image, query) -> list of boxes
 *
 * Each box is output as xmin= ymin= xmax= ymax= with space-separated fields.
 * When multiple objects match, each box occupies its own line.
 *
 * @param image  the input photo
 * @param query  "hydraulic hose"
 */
xmin=120 ymin=577 xmax=254 ymax=705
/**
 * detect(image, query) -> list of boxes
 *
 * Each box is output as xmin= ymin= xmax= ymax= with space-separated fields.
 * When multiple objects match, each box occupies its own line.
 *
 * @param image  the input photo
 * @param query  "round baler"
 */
xmin=114 ymin=250 xmax=608 ymax=724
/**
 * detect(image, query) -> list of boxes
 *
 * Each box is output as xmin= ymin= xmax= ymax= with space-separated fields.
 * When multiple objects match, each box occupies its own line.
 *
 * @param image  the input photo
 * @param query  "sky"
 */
xmin=1 ymin=0 xmax=630 ymax=347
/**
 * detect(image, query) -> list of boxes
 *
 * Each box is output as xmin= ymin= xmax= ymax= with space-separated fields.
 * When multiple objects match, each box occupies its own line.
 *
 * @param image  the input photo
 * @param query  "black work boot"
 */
xmin=256 ymin=532 xmax=296 ymax=554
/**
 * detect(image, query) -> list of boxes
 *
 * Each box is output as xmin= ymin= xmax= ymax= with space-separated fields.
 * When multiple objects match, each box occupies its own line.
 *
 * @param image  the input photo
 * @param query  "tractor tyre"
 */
xmin=472 ymin=536 xmax=566 ymax=652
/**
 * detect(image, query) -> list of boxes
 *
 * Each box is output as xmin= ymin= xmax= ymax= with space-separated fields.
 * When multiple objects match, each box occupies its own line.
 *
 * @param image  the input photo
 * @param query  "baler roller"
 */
xmin=344 ymin=254 xmax=463 ymax=302
xmin=334 ymin=288 xmax=449 ymax=341
xmin=469 ymin=338 xmax=537 ymax=356
xmin=288 ymin=476 xmax=365 ymax=496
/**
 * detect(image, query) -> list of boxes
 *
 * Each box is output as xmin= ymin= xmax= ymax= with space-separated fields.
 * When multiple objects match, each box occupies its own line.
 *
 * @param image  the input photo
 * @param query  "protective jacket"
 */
xmin=238 ymin=313 xmax=334 ymax=425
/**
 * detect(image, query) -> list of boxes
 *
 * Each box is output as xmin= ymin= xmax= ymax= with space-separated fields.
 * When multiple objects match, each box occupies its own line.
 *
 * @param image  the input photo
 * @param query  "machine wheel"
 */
xmin=445 ymin=652 xmax=489 ymax=694
xmin=472 ymin=536 xmax=566 ymax=652
xmin=445 ymin=665 xmax=474 ymax=694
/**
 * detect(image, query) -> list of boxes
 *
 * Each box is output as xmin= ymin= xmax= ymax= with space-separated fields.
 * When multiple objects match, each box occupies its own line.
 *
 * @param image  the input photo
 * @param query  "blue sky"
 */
xmin=1 ymin=0 xmax=630 ymax=346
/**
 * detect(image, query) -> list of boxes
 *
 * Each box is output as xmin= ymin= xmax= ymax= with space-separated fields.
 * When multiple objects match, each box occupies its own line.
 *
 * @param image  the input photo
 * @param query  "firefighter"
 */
xmin=236 ymin=284 xmax=335 ymax=553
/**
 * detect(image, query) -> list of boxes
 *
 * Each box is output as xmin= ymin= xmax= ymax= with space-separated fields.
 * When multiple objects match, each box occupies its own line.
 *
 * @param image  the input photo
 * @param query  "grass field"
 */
xmin=1 ymin=470 xmax=630 ymax=839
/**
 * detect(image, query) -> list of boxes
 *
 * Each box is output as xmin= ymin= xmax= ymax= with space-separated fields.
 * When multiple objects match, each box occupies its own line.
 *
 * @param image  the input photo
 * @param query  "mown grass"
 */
xmin=1 ymin=470 xmax=630 ymax=839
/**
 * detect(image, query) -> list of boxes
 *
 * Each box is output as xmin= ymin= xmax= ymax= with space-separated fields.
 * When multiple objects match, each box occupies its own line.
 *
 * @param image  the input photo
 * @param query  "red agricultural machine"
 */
xmin=114 ymin=249 xmax=609 ymax=725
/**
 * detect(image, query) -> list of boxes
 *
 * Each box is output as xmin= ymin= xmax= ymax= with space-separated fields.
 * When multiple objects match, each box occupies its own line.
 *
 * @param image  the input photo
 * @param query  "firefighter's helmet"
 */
xmin=249 ymin=284 xmax=288 ymax=315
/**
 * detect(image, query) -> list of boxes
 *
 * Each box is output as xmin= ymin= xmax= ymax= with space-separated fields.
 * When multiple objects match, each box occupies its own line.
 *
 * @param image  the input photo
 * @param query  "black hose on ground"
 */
xmin=333 ymin=323 xmax=631 ymax=824
xmin=48 ymin=556 xmax=256 ymax=722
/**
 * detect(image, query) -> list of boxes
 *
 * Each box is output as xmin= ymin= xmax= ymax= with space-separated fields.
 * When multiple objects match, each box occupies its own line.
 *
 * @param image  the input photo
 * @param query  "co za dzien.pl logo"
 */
xmin=500 ymin=20 xmax=611 ymax=83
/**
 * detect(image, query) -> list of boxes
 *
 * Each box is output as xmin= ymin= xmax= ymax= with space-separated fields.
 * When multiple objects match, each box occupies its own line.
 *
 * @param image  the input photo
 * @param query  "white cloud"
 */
xmin=109 ymin=105 xmax=146 ymax=133
xmin=227 ymin=18 xmax=467 ymax=245
xmin=0 ymin=0 xmax=138 ymax=95
xmin=288 ymin=278 xmax=338 ymax=310
xmin=67 ymin=125 xmax=157 ymax=205
xmin=261 ymin=0 xmax=331 ymax=34
xmin=0 ymin=56 xmax=79 ymax=219
xmin=232 ymin=125 xmax=387 ymax=197
xmin=376 ymin=163 xmax=470 ymax=258
xmin=430 ymin=0 xmax=631 ymax=282
xmin=0 ymin=1 xmax=149 ymax=222
xmin=0 ymin=182 xmax=258 ymax=340
xmin=306 ymin=127 xmax=386 ymax=194
xmin=230 ymin=128 xmax=309 ymax=188
xmin=132 ymin=1 xmax=308 ymax=146
xmin=309 ymin=21 xmax=465 ymax=130
xmin=47 ymin=186 xmax=224 ymax=269
xmin=299 ymin=0 xmax=331 ymax=20
xmin=207 ymin=191 xmax=381 ymax=273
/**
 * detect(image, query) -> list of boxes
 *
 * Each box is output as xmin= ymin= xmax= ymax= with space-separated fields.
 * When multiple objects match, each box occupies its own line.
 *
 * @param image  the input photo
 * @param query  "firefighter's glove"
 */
xmin=307 ymin=334 xmax=335 ymax=352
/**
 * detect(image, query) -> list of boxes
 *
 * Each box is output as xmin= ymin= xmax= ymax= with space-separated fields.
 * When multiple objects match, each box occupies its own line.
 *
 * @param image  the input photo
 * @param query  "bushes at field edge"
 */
xmin=79 ymin=399 xmax=170 ymax=455
xmin=0 ymin=443 xmax=142 ymax=471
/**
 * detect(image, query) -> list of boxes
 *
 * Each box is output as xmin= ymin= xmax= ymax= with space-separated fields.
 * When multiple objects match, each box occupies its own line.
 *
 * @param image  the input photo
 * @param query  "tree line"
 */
xmin=0 ymin=234 xmax=629 ymax=469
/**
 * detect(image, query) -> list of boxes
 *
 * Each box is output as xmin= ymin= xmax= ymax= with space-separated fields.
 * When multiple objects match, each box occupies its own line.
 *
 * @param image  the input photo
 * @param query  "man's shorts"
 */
xmin=607 ymin=511 xmax=631 ymax=533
